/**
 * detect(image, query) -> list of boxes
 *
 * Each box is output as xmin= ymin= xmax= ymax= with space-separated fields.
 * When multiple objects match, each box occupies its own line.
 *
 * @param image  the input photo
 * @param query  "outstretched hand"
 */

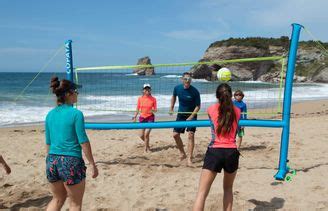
xmin=91 ymin=164 xmax=99 ymax=178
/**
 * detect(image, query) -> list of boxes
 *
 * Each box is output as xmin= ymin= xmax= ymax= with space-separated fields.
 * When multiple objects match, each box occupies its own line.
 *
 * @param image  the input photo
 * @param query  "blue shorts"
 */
xmin=173 ymin=114 xmax=197 ymax=133
xmin=46 ymin=154 xmax=86 ymax=185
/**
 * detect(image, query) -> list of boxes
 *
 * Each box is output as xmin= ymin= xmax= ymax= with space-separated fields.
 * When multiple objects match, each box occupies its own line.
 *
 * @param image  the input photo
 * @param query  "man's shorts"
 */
xmin=46 ymin=154 xmax=86 ymax=185
xmin=139 ymin=114 xmax=155 ymax=123
xmin=202 ymin=148 xmax=240 ymax=173
xmin=237 ymin=127 xmax=245 ymax=137
xmin=173 ymin=114 xmax=197 ymax=134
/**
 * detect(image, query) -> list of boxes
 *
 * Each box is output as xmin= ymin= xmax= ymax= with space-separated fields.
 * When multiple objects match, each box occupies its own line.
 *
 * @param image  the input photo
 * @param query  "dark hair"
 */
xmin=234 ymin=90 xmax=244 ymax=98
xmin=182 ymin=72 xmax=191 ymax=77
xmin=216 ymin=83 xmax=236 ymax=136
xmin=50 ymin=76 xmax=74 ymax=104
xmin=142 ymin=87 xmax=152 ymax=96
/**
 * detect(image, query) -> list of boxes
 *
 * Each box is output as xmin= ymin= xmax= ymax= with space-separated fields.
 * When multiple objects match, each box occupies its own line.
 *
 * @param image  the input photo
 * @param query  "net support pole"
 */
xmin=65 ymin=40 xmax=74 ymax=81
xmin=275 ymin=23 xmax=303 ymax=180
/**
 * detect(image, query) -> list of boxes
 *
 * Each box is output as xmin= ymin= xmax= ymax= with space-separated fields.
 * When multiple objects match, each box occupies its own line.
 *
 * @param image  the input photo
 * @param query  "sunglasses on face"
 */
xmin=234 ymin=94 xmax=242 ymax=96
xmin=182 ymin=77 xmax=192 ymax=82
xmin=74 ymin=90 xmax=79 ymax=95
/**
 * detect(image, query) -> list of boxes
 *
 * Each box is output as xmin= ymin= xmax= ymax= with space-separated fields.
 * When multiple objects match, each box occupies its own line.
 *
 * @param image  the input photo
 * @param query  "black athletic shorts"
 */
xmin=173 ymin=114 xmax=197 ymax=133
xmin=202 ymin=148 xmax=240 ymax=173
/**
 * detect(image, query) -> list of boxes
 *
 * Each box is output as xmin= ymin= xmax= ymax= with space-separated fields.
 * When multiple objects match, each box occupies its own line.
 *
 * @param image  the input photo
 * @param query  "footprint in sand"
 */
xmin=312 ymin=185 xmax=324 ymax=191
xmin=2 ymin=183 xmax=13 ymax=188
xmin=155 ymin=208 xmax=168 ymax=211
xmin=316 ymin=201 xmax=328 ymax=210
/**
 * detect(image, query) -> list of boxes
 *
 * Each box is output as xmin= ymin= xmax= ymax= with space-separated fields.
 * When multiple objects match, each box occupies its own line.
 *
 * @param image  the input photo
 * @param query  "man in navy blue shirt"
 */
xmin=170 ymin=72 xmax=201 ymax=166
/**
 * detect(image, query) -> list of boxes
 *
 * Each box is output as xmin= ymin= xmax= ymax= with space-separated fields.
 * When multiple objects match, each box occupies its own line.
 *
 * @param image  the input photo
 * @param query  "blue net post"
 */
xmin=274 ymin=23 xmax=303 ymax=180
xmin=65 ymin=40 xmax=74 ymax=82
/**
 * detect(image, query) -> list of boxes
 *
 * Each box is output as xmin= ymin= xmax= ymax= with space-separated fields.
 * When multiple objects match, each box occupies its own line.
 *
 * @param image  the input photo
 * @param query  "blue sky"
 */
xmin=0 ymin=0 xmax=327 ymax=72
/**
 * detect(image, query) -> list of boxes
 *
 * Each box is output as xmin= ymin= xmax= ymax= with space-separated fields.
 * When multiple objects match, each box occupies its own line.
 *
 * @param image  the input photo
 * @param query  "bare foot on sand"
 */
xmin=180 ymin=154 xmax=187 ymax=161
xmin=187 ymin=158 xmax=193 ymax=167
xmin=144 ymin=147 xmax=151 ymax=153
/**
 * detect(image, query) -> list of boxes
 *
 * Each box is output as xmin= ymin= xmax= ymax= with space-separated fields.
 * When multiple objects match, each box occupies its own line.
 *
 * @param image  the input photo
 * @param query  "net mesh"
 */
xmin=74 ymin=57 xmax=285 ymax=123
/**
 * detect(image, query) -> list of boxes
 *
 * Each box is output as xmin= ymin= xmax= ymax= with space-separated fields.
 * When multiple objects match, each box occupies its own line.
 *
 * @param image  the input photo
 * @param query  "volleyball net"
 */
xmin=74 ymin=56 xmax=285 ymax=123
xmin=64 ymin=23 xmax=304 ymax=180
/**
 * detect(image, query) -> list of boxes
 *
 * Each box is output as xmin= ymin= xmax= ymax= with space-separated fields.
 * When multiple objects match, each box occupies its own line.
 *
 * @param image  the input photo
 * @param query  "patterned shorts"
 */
xmin=46 ymin=154 xmax=86 ymax=185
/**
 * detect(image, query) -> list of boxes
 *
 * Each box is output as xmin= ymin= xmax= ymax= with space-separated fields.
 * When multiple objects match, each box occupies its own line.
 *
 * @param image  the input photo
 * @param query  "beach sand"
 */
xmin=0 ymin=100 xmax=328 ymax=210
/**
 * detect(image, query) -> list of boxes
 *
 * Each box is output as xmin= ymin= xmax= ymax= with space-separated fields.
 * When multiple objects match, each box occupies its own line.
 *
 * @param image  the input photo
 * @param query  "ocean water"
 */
xmin=0 ymin=72 xmax=328 ymax=127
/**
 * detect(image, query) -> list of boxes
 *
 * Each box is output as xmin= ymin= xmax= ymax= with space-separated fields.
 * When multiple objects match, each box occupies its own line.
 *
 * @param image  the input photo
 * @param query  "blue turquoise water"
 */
xmin=0 ymin=72 xmax=327 ymax=127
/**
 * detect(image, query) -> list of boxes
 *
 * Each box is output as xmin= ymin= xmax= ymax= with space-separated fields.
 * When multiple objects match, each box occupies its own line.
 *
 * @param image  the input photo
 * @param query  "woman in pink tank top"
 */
xmin=193 ymin=83 xmax=241 ymax=211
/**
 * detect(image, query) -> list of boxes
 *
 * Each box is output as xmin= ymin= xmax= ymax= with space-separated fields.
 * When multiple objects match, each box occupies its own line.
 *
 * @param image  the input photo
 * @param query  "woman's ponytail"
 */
xmin=216 ymin=83 xmax=236 ymax=136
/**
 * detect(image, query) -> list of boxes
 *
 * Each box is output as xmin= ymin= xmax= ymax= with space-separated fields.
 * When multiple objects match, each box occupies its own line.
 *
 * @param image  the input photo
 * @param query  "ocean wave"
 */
xmin=0 ymin=105 xmax=51 ymax=126
xmin=239 ymin=80 xmax=270 ymax=84
xmin=125 ymin=73 xmax=138 ymax=76
xmin=193 ymin=79 xmax=210 ymax=83
xmin=161 ymin=75 xmax=181 ymax=78
xmin=1 ymin=83 xmax=328 ymax=126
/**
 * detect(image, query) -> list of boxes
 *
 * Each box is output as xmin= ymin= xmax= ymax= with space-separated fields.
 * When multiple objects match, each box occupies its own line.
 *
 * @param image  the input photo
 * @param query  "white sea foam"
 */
xmin=0 ymin=105 xmax=52 ymax=126
xmin=1 ymin=83 xmax=328 ymax=127
xmin=193 ymin=79 xmax=210 ymax=83
xmin=125 ymin=73 xmax=138 ymax=76
xmin=161 ymin=75 xmax=181 ymax=78
xmin=239 ymin=80 xmax=270 ymax=84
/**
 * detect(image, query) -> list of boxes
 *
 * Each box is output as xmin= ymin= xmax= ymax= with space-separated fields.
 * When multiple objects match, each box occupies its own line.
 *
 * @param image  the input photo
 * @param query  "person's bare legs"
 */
xmin=64 ymin=179 xmax=85 ymax=211
xmin=223 ymin=171 xmax=237 ymax=211
xmin=139 ymin=129 xmax=145 ymax=142
xmin=187 ymin=131 xmax=195 ymax=166
xmin=193 ymin=169 xmax=217 ymax=211
xmin=46 ymin=181 xmax=67 ymax=211
xmin=236 ymin=137 xmax=242 ymax=149
xmin=0 ymin=155 xmax=11 ymax=174
xmin=173 ymin=132 xmax=187 ymax=160
xmin=144 ymin=129 xmax=151 ymax=152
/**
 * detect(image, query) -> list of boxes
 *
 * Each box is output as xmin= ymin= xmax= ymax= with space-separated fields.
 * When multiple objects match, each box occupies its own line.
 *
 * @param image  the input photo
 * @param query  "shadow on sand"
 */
xmin=248 ymin=197 xmax=285 ymax=210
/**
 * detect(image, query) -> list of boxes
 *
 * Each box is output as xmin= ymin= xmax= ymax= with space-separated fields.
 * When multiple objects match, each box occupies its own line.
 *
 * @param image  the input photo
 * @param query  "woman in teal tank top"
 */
xmin=45 ymin=77 xmax=98 ymax=211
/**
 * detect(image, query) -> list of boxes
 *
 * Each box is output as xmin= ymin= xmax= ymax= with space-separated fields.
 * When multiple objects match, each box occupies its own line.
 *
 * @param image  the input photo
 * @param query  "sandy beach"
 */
xmin=0 ymin=99 xmax=328 ymax=210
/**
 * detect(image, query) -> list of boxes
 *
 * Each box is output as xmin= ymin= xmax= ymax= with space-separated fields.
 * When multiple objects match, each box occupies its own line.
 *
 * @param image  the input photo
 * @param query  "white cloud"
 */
xmin=190 ymin=0 xmax=328 ymax=41
xmin=248 ymin=0 xmax=328 ymax=30
xmin=117 ymin=40 xmax=171 ymax=51
xmin=164 ymin=29 xmax=223 ymax=40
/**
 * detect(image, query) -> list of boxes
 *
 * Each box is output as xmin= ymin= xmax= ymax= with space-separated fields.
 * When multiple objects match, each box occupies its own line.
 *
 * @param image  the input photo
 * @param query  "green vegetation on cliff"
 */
xmin=209 ymin=36 xmax=328 ymax=50
xmin=206 ymin=37 xmax=328 ymax=81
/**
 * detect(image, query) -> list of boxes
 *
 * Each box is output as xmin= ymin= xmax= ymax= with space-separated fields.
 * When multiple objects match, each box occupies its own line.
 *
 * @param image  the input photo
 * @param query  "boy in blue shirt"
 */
xmin=233 ymin=90 xmax=247 ymax=149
